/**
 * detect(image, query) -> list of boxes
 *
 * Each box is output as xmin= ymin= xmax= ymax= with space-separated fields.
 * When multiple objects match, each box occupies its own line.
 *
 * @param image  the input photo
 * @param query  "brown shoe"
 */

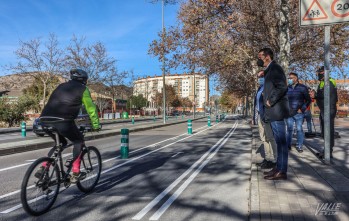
xmin=263 ymin=167 xmax=278 ymax=176
xmin=264 ymin=171 xmax=287 ymax=180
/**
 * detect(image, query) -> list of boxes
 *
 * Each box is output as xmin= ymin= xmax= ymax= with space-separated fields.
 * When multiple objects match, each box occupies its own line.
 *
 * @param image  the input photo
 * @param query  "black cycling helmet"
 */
xmin=70 ymin=68 xmax=88 ymax=85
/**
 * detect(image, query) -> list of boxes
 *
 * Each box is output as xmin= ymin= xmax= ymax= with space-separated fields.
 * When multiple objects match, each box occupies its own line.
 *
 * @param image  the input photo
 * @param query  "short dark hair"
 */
xmin=289 ymin=72 xmax=298 ymax=78
xmin=259 ymin=48 xmax=274 ymax=60
xmin=317 ymin=66 xmax=324 ymax=73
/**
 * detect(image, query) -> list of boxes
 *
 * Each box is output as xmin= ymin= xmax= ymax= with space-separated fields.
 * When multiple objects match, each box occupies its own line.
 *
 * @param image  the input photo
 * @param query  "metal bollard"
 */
xmin=120 ymin=128 xmax=129 ymax=158
xmin=188 ymin=119 xmax=192 ymax=134
xmin=21 ymin=121 xmax=26 ymax=137
xmin=208 ymin=116 xmax=211 ymax=127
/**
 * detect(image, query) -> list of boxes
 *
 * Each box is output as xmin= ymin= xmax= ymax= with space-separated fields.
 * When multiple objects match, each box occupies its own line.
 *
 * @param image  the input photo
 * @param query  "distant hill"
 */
xmin=0 ymin=73 xmax=132 ymax=100
xmin=0 ymin=73 xmax=66 ymax=97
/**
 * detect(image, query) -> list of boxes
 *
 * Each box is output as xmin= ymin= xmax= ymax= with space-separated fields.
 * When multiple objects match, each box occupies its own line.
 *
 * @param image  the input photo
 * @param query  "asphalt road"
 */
xmin=0 ymin=116 xmax=251 ymax=221
xmin=0 ymin=118 xmax=172 ymax=144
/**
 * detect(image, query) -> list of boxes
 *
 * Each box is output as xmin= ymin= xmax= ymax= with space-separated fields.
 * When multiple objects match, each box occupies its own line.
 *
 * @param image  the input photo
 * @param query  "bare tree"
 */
xmin=64 ymin=35 xmax=116 ymax=83
xmin=7 ymin=33 xmax=64 ymax=108
xmin=103 ymin=66 xmax=129 ymax=113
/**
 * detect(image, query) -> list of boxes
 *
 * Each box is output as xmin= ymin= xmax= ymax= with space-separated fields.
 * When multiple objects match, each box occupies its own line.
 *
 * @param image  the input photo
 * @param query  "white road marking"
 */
xmin=0 ymin=121 xmax=220 ymax=213
xmin=0 ymin=154 xmax=72 ymax=172
xmin=171 ymin=152 xmax=183 ymax=158
xmin=132 ymin=121 xmax=236 ymax=220
xmin=0 ymin=163 xmax=32 ymax=172
xmin=101 ymin=125 xmax=207 ymax=164
xmin=150 ymin=123 xmax=238 ymax=220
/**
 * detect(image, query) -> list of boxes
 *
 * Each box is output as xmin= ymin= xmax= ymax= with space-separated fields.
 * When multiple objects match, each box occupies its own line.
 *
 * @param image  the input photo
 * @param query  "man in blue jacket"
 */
xmin=286 ymin=73 xmax=311 ymax=153
xmin=257 ymin=48 xmax=290 ymax=180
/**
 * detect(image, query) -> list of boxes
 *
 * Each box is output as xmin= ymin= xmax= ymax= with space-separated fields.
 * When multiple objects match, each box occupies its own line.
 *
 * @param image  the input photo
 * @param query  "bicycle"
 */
xmin=20 ymin=117 xmax=102 ymax=216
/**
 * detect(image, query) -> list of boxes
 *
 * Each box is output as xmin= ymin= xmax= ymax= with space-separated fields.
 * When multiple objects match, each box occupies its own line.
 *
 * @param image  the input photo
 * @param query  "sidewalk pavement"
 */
xmin=0 ymin=116 xmax=206 ymax=156
xmin=249 ymin=123 xmax=349 ymax=221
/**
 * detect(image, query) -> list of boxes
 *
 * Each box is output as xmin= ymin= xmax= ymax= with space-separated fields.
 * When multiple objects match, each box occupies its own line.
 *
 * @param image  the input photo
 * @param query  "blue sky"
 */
xmin=0 ymin=0 xmax=219 ymax=95
xmin=0 ymin=0 xmax=177 ymax=76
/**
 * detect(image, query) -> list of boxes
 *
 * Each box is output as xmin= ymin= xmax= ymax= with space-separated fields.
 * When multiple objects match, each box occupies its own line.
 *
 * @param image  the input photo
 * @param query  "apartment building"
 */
xmin=133 ymin=73 xmax=209 ymax=111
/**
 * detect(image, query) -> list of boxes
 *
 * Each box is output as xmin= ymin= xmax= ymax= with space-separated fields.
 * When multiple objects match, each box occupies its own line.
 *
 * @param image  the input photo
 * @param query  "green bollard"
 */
xmin=132 ymin=116 xmax=135 ymax=124
xmin=182 ymin=114 xmax=184 ymax=119
xmin=176 ymin=115 xmax=178 ymax=120
xmin=21 ymin=121 xmax=26 ymax=137
xmin=120 ymin=128 xmax=129 ymax=158
xmin=208 ymin=116 xmax=211 ymax=127
xmin=187 ymin=119 xmax=192 ymax=134
xmin=216 ymin=115 xmax=219 ymax=123
xmin=153 ymin=115 xmax=156 ymax=122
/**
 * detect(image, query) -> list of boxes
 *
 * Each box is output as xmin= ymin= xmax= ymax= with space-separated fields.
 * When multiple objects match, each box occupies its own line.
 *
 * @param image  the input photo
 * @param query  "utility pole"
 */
xmin=193 ymin=72 xmax=196 ymax=119
xmin=161 ymin=0 xmax=166 ymax=124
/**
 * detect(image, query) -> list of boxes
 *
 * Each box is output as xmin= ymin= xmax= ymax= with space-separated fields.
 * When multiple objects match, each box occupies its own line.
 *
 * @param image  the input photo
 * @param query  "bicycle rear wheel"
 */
xmin=21 ymin=157 xmax=60 ymax=216
xmin=77 ymin=146 xmax=102 ymax=193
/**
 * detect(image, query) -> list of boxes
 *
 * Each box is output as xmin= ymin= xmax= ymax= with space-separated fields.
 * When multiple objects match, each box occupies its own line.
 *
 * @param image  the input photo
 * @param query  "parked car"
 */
xmin=33 ymin=118 xmax=46 ymax=137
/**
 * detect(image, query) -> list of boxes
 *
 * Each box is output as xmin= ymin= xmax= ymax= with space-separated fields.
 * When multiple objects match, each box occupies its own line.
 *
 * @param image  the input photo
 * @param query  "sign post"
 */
xmin=299 ymin=0 xmax=349 ymax=164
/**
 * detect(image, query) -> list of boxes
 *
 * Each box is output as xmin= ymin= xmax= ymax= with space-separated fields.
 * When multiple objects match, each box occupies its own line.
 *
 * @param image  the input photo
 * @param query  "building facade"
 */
xmin=133 ymin=73 xmax=209 ymax=111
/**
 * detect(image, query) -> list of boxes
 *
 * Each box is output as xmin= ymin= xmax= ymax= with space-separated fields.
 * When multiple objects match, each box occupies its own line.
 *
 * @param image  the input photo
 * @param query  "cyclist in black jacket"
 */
xmin=38 ymin=69 xmax=100 ymax=183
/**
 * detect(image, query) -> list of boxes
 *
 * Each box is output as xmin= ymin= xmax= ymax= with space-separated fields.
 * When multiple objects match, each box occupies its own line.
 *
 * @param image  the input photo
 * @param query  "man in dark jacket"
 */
xmin=257 ymin=48 xmax=290 ymax=180
xmin=310 ymin=66 xmax=338 ymax=158
xmin=286 ymin=72 xmax=311 ymax=152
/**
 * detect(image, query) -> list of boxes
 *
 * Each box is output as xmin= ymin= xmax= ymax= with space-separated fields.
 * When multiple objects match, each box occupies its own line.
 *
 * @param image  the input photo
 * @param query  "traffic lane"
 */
xmin=157 ymin=123 xmax=251 ymax=221
xmin=2 ymin=118 xmax=236 ymax=220
xmin=0 ymin=119 xmax=163 ymax=144
xmin=0 ymin=117 xmax=228 ymax=219
xmin=0 ymin=117 xmax=208 ymax=174
xmin=0 ymin=131 xmax=39 ymax=143
xmin=0 ymin=118 xmax=210 ymax=209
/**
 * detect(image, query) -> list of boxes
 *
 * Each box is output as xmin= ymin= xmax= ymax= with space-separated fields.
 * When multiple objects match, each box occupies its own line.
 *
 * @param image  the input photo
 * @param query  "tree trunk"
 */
xmin=279 ymin=0 xmax=290 ymax=75
xmin=42 ymin=80 xmax=47 ymax=110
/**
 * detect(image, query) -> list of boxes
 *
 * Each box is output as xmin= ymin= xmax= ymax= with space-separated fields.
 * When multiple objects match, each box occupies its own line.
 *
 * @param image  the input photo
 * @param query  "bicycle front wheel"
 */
xmin=77 ymin=146 xmax=102 ymax=193
xmin=21 ymin=157 xmax=60 ymax=216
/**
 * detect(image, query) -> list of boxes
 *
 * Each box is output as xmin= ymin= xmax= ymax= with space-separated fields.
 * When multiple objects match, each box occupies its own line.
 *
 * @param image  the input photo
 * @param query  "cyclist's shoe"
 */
xmin=70 ymin=172 xmax=87 ymax=183
xmin=34 ymin=166 xmax=46 ymax=179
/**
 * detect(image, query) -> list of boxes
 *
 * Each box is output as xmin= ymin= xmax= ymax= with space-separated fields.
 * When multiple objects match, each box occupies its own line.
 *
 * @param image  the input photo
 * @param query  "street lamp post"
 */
xmin=161 ymin=0 xmax=166 ymax=124
xmin=193 ymin=72 xmax=196 ymax=119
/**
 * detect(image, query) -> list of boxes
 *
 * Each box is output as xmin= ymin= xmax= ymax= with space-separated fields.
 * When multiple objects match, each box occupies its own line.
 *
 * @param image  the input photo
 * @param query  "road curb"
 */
xmin=0 ymin=117 xmax=205 ymax=156
xmin=0 ymin=117 xmax=164 ymax=135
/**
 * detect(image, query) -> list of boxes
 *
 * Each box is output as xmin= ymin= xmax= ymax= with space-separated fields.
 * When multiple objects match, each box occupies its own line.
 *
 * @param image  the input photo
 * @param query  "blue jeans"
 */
xmin=286 ymin=113 xmax=304 ymax=149
xmin=271 ymin=120 xmax=288 ymax=173
xmin=304 ymin=110 xmax=312 ymax=133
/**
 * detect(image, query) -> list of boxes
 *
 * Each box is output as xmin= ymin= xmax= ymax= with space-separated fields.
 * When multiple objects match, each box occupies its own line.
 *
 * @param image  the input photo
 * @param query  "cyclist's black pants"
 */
xmin=43 ymin=120 xmax=84 ymax=161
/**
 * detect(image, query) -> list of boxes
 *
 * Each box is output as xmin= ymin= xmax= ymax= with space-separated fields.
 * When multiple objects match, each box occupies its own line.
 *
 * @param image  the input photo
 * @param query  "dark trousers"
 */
xmin=43 ymin=120 xmax=85 ymax=161
xmin=271 ymin=120 xmax=288 ymax=173
xmin=319 ymin=109 xmax=336 ymax=154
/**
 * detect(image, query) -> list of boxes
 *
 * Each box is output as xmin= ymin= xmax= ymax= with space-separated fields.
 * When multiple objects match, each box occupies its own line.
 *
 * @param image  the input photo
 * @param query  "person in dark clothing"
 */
xmin=257 ymin=48 xmax=290 ymax=180
xmin=310 ymin=66 xmax=338 ymax=158
xmin=286 ymin=73 xmax=311 ymax=152
xmin=38 ymin=69 xmax=100 ymax=183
